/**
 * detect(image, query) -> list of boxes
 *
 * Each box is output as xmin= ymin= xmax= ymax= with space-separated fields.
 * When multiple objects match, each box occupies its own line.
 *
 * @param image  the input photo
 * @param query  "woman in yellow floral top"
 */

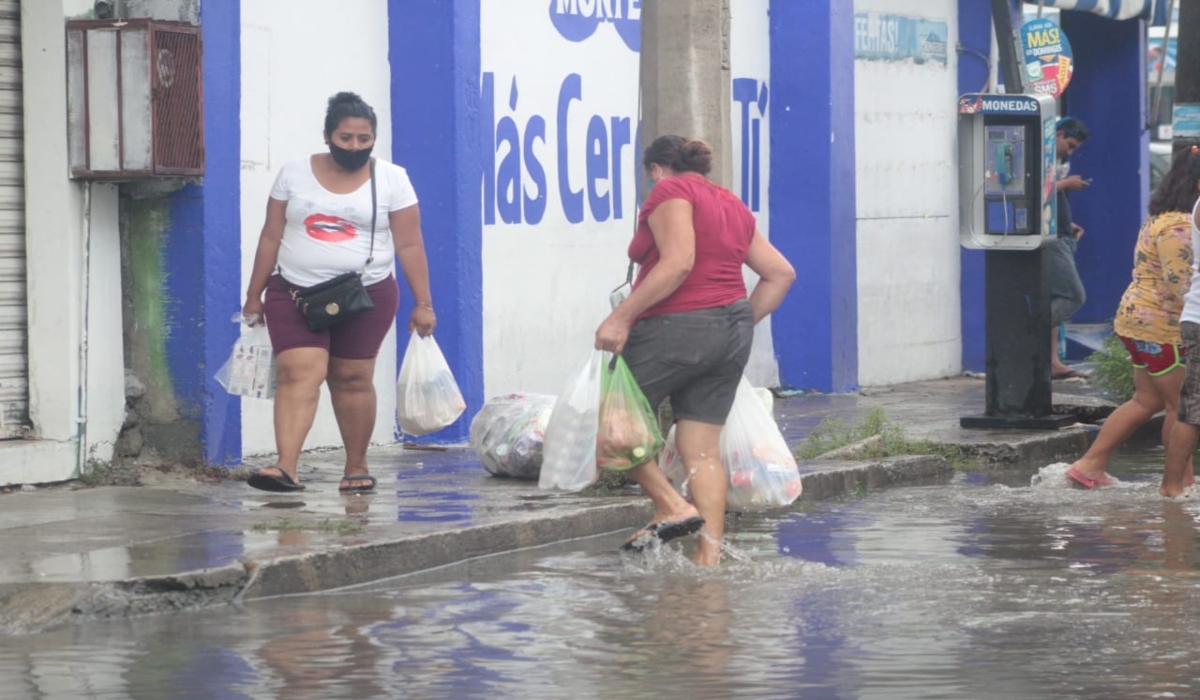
xmin=1066 ymin=149 xmax=1200 ymax=489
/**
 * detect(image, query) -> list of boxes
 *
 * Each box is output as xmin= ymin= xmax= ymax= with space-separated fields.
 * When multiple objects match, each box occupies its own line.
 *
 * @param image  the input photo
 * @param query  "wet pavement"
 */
xmin=5 ymin=451 xmax=1194 ymax=698
xmin=0 ymin=376 xmax=1119 ymax=635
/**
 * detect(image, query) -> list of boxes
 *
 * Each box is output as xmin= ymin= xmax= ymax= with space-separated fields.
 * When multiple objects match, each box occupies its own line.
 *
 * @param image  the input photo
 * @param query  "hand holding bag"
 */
xmin=289 ymin=159 xmax=378 ymax=332
xmin=596 ymin=354 xmax=662 ymax=470
xmin=396 ymin=330 xmax=467 ymax=436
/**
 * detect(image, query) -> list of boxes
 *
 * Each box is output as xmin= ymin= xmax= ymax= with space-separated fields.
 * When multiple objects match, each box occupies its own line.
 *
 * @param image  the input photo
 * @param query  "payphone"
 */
xmin=958 ymin=93 xmax=1057 ymax=250
xmin=957 ymin=91 xmax=1075 ymax=430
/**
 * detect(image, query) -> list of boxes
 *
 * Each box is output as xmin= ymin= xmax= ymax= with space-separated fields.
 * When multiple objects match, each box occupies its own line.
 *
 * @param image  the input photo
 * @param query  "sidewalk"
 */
xmin=0 ymin=376 xmax=1115 ymax=635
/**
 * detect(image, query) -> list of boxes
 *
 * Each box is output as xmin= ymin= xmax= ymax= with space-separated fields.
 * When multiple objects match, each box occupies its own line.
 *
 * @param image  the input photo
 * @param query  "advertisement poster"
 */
xmin=1020 ymin=18 xmax=1074 ymax=96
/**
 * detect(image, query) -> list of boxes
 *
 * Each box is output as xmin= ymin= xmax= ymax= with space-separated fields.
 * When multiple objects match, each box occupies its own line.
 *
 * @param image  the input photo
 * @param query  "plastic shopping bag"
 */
xmin=539 ymin=351 xmax=604 ymax=491
xmin=470 ymin=393 xmax=557 ymax=479
xmin=214 ymin=316 xmax=277 ymax=400
xmin=596 ymin=355 xmax=662 ymax=471
xmin=396 ymin=331 xmax=467 ymax=436
xmin=660 ymin=377 xmax=802 ymax=510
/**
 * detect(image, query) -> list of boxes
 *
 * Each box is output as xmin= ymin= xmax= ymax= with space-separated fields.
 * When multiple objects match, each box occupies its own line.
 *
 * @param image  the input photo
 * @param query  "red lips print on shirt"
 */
xmin=305 ymin=213 xmax=358 ymax=243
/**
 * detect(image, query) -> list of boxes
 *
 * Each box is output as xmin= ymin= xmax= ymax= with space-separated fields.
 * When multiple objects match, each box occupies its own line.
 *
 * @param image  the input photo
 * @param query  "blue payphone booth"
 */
xmin=957 ymin=92 xmax=1074 ymax=429
xmin=958 ymin=93 xmax=1058 ymax=248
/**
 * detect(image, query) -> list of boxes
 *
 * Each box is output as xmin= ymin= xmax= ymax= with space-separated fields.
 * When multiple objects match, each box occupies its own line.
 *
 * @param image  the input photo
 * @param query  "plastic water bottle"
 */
xmin=1058 ymin=324 xmax=1067 ymax=360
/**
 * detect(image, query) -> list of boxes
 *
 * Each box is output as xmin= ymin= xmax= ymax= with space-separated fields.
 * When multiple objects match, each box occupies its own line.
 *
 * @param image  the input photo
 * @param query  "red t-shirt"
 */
xmin=628 ymin=174 xmax=756 ymax=318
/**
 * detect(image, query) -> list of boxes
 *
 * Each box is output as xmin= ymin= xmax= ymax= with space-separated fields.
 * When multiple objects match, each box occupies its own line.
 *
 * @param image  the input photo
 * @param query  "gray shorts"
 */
xmin=622 ymin=299 xmax=754 ymax=425
xmin=1178 ymin=322 xmax=1200 ymax=425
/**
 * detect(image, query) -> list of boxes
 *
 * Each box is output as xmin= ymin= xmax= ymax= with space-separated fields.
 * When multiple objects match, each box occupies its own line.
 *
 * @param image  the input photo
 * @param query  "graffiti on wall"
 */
xmin=854 ymin=12 xmax=948 ymax=66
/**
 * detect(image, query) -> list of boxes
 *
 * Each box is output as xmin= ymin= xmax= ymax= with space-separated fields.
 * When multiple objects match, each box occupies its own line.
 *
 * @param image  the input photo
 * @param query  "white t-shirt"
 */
xmin=270 ymin=157 xmax=419 ymax=288
xmin=1182 ymin=199 xmax=1200 ymax=326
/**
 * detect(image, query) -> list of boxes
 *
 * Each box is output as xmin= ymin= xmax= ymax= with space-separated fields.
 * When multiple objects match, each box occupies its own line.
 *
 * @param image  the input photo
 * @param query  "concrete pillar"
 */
xmin=768 ymin=0 xmax=857 ymax=392
xmin=389 ymin=0 xmax=483 ymax=442
xmin=639 ymin=0 xmax=733 ymax=188
xmin=1059 ymin=12 xmax=1147 ymax=324
xmin=159 ymin=1 xmax=242 ymax=464
xmin=959 ymin=0 xmax=993 ymax=372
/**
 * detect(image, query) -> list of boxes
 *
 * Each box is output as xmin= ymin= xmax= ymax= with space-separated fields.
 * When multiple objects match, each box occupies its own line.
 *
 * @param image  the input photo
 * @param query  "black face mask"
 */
xmin=329 ymin=143 xmax=373 ymax=171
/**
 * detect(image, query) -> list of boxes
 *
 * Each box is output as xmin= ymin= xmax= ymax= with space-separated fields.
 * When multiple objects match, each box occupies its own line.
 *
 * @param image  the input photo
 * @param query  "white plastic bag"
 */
xmin=661 ymin=377 xmax=802 ymax=510
xmin=539 ymin=351 xmax=603 ymax=492
xmin=396 ymin=331 xmax=467 ymax=436
xmin=469 ymin=393 xmax=557 ymax=479
xmin=214 ymin=317 xmax=276 ymax=400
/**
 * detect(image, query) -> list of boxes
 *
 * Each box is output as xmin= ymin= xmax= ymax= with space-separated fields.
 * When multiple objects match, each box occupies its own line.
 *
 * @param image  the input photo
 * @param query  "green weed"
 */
xmin=1085 ymin=332 xmax=1135 ymax=402
xmin=796 ymin=408 xmax=970 ymax=467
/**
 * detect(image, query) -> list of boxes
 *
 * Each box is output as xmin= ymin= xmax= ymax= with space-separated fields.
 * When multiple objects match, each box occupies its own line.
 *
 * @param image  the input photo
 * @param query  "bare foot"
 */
xmin=1161 ymin=484 xmax=1189 ymax=498
xmin=648 ymin=505 xmax=702 ymax=529
xmin=1067 ymin=459 xmax=1108 ymax=481
xmin=691 ymin=531 xmax=723 ymax=566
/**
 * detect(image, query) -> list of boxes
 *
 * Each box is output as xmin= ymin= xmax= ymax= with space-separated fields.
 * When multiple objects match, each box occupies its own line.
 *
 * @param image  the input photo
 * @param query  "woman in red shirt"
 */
xmin=595 ymin=135 xmax=796 ymax=566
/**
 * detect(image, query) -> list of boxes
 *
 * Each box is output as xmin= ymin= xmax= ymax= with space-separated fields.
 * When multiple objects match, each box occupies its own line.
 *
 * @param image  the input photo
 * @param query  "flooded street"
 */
xmin=5 ymin=451 xmax=1200 ymax=699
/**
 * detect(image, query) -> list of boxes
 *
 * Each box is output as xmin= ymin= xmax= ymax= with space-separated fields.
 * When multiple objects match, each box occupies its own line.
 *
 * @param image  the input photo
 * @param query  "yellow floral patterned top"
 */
xmin=1113 ymin=211 xmax=1194 ymax=345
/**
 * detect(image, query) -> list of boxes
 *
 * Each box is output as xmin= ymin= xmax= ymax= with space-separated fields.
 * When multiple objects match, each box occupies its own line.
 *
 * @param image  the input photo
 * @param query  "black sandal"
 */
xmin=620 ymin=515 xmax=705 ymax=552
xmin=247 ymin=468 xmax=306 ymax=493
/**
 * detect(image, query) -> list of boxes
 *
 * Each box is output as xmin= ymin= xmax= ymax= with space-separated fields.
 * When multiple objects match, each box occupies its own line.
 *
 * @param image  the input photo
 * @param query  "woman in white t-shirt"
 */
xmin=242 ymin=92 xmax=436 ymax=493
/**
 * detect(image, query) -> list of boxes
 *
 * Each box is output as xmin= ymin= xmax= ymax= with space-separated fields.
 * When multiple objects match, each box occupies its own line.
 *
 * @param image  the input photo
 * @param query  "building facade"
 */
xmin=1 ymin=0 xmax=1158 ymax=485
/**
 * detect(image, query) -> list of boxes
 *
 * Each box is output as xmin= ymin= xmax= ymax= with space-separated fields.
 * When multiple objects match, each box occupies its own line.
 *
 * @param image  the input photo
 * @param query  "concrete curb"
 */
xmin=937 ymin=427 xmax=1098 ymax=467
xmin=239 ymin=500 xmax=654 ymax=600
xmin=0 ymin=452 xmax=1001 ymax=635
xmin=0 ymin=564 xmax=248 ymax=636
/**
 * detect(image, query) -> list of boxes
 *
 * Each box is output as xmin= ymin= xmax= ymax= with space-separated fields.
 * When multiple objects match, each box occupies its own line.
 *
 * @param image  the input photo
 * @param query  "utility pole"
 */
xmin=990 ymin=0 xmax=1030 ymax=94
xmin=639 ymin=0 xmax=732 ymax=189
xmin=1174 ymin=0 xmax=1200 ymax=153
xmin=962 ymin=0 xmax=1070 ymax=429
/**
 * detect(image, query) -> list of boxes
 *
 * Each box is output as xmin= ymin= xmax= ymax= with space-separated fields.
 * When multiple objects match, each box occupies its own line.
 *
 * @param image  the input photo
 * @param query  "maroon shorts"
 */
xmin=264 ymin=274 xmax=399 ymax=359
xmin=1117 ymin=335 xmax=1185 ymax=377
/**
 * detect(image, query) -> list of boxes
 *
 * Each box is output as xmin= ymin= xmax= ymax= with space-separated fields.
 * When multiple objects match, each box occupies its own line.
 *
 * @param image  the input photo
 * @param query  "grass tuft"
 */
xmin=1085 ymin=333 xmax=1135 ymax=403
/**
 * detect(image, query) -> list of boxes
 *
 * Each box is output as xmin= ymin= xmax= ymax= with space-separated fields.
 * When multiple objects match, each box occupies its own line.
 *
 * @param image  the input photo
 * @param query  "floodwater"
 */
xmin=4 ymin=451 xmax=1200 ymax=699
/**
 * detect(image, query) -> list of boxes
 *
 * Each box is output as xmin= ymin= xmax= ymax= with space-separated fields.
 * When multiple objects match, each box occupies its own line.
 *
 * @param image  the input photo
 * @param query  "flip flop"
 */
xmin=339 ymin=474 xmax=377 ymax=493
xmin=1052 ymin=369 xmax=1090 ymax=380
xmin=620 ymin=515 xmax=706 ymax=552
xmin=247 ymin=468 xmax=306 ymax=493
xmin=1066 ymin=466 xmax=1114 ymax=489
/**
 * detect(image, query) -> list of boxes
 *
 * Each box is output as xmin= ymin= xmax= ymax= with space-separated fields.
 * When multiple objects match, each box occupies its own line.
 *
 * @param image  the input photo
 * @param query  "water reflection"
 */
xmin=7 ymin=456 xmax=1200 ymax=697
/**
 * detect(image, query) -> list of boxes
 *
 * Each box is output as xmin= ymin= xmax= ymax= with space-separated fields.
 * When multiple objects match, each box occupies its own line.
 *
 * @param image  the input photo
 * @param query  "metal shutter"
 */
xmin=0 ymin=0 xmax=25 ymax=439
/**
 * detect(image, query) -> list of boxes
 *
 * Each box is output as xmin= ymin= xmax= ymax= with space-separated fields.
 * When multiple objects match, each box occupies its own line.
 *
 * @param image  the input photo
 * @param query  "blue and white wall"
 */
xmin=853 ymin=0 xmax=963 ymax=386
xmin=477 ymin=0 xmax=640 ymax=398
xmin=13 ymin=0 xmax=1160 ymax=481
xmin=238 ymin=0 xmax=398 ymax=457
xmin=731 ymin=0 xmax=778 ymax=388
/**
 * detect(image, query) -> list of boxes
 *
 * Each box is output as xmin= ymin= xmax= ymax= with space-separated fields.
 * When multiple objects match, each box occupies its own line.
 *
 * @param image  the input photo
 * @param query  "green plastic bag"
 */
xmin=596 ymin=354 xmax=663 ymax=471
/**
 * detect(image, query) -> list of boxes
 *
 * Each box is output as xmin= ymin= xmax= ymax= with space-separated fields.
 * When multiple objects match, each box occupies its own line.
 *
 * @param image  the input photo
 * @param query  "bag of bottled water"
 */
xmin=470 ymin=393 xmax=557 ymax=479
xmin=539 ymin=351 xmax=603 ymax=491
xmin=396 ymin=331 xmax=467 ymax=436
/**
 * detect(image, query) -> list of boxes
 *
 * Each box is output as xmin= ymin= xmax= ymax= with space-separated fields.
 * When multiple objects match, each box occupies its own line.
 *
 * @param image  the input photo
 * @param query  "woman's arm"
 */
xmin=390 ymin=205 xmax=436 ymax=335
xmin=242 ymin=198 xmax=287 ymax=324
xmin=595 ymin=199 xmax=694 ymax=353
xmin=744 ymin=231 xmax=796 ymax=324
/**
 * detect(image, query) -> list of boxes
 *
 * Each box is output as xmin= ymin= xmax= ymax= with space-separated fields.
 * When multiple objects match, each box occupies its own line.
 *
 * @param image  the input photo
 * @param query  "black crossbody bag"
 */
xmin=289 ymin=159 xmax=378 ymax=332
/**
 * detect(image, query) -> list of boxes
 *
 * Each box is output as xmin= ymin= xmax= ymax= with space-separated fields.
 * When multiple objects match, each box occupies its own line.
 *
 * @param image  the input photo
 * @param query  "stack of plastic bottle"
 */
xmin=469 ymin=393 xmax=557 ymax=479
